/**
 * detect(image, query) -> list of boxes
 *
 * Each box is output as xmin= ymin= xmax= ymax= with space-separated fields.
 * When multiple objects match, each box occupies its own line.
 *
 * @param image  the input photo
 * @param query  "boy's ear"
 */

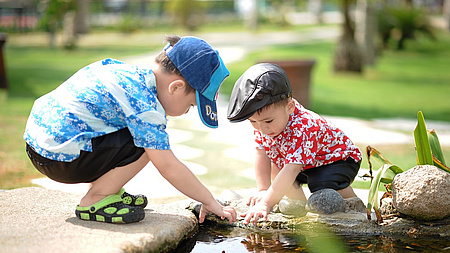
xmin=286 ymin=99 xmax=295 ymax=114
xmin=168 ymin=79 xmax=187 ymax=94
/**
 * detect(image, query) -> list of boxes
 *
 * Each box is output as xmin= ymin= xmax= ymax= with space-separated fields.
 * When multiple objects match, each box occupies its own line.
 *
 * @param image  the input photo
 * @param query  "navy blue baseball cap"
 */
xmin=165 ymin=36 xmax=230 ymax=128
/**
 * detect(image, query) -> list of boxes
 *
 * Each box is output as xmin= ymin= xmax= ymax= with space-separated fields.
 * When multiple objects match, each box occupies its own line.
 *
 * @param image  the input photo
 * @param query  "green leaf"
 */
xmin=366 ymin=146 xmax=392 ymax=165
xmin=380 ymin=178 xmax=393 ymax=184
xmin=414 ymin=111 xmax=433 ymax=165
xmin=366 ymin=146 xmax=392 ymax=181
xmin=387 ymin=165 xmax=404 ymax=174
xmin=367 ymin=164 xmax=403 ymax=223
xmin=426 ymin=129 xmax=450 ymax=173
xmin=428 ymin=129 xmax=446 ymax=166
xmin=367 ymin=164 xmax=403 ymax=222
xmin=432 ymin=155 xmax=450 ymax=173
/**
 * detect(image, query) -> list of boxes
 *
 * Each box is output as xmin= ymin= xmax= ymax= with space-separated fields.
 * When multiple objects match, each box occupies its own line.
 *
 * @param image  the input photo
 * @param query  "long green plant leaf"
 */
xmin=366 ymin=146 xmax=392 ymax=165
xmin=432 ymin=155 xmax=450 ymax=173
xmin=428 ymin=129 xmax=446 ymax=165
xmin=428 ymin=129 xmax=450 ymax=173
xmin=367 ymin=164 xmax=403 ymax=223
xmin=414 ymin=111 xmax=433 ymax=165
xmin=366 ymin=146 xmax=392 ymax=180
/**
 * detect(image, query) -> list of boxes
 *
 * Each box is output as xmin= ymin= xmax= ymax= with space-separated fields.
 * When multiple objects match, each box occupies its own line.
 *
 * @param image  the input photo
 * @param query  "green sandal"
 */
xmin=75 ymin=195 xmax=145 ymax=224
xmin=117 ymin=188 xmax=148 ymax=208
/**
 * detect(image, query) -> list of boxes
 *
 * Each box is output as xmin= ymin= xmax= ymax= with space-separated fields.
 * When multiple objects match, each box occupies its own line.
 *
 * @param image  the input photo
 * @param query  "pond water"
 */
xmin=175 ymin=224 xmax=450 ymax=253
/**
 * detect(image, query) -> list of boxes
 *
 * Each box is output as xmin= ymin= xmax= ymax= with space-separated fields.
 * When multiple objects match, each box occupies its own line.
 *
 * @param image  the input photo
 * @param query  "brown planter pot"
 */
xmin=260 ymin=60 xmax=315 ymax=108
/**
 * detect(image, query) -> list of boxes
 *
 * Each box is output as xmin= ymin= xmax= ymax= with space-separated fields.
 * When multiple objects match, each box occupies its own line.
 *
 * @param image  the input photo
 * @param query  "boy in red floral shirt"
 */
xmin=227 ymin=63 xmax=362 ymax=225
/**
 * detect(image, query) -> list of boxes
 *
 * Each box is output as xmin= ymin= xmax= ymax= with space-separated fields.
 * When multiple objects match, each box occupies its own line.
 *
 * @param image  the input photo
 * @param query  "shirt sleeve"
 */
xmin=254 ymin=130 xmax=265 ymax=149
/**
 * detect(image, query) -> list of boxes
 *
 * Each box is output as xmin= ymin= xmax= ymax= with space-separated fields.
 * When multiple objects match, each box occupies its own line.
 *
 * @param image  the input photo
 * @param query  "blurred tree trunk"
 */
xmin=403 ymin=0 xmax=413 ymax=6
xmin=74 ymin=0 xmax=90 ymax=34
xmin=166 ymin=0 xmax=207 ymax=31
xmin=48 ymin=26 xmax=57 ymax=49
xmin=63 ymin=11 xmax=76 ymax=49
xmin=355 ymin=0 xmax=377 ymax=65
xmin=334 ymin=0 xmax=363 ymax=73
xmin=247 ymin=0 xmax=258 ymax=30
xmin=308 ymin=0 xmax=324 ymax=24
xmin=444 ymin=0 xmax=450 ymax=32
xmin=41 ymin=0 xmax=76 ymax=48
xmin=140 ymin=0 xmax=147 ymax=17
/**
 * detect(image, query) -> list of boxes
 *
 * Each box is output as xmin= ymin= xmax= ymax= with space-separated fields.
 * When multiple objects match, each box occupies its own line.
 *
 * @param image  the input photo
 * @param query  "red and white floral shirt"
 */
xmin=255 ymin=100 xmax=361 ymax=171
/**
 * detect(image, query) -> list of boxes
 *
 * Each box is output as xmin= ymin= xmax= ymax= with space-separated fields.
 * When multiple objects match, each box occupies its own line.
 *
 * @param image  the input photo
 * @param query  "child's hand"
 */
xmin=199 ymin=200 xmax=237 ymax=224
xmin=240 ymin=202 xmax=270 ymax=226
xmin=246 ymin=190 xmax=267 ymax=207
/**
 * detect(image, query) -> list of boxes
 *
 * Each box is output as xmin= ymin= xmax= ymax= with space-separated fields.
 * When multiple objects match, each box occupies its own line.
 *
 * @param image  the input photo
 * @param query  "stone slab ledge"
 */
xmin=0 ymin=187 xmax=197 ymax=253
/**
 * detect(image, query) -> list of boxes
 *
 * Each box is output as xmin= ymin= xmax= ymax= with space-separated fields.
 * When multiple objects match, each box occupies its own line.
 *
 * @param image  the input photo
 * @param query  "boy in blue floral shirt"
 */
xmin=24 ymin=35 xmax=236 ymax=224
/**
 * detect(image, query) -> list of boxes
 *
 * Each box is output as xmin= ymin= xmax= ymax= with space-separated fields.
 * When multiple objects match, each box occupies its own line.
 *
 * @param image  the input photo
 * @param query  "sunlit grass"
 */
xmin=0 ymin=97 xmax=40 ymax=188
xmin=5 ymin=46 xmax=155 ymax=97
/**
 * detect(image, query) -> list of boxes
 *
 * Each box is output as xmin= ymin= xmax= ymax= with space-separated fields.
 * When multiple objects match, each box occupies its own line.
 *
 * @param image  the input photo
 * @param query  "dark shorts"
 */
xmin=295 ymin=158 xmax=361 ymax=193
xmin=26 ymin=128 xmax=145 ymax=184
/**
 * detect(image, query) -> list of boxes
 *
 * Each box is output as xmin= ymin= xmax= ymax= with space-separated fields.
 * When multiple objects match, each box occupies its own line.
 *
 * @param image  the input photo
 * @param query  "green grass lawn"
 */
xmin=6 ymin=46 xmax=157 ymax=97
xmin=1 ymin=29 xmax=449 ymax=193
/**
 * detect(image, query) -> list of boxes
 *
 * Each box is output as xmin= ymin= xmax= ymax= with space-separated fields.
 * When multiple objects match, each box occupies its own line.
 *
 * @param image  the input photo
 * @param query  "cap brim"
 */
xmin=196 ymin=91 xmax=218 ymax=128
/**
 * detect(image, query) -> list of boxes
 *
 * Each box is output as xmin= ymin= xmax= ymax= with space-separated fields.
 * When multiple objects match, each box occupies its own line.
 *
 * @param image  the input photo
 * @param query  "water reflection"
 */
xmin=241 ymin=232 xmax=306 ymax=252
xmin=346 ymin=235 xmax=450 ymax=252
xmin=175 ymin=224 xmax=450 ymax=253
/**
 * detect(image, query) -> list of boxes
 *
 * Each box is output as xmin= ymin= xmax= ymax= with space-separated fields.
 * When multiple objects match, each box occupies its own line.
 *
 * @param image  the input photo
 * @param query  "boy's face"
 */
xmin=248 ymin=100 xmax=295 ymax=137
xmin=164 ymin=87 xmax=197 ymax=117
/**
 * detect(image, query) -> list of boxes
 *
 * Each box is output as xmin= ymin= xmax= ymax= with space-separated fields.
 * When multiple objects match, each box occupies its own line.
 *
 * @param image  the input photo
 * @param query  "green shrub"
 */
xmin=377 ymin=6 xmax=435 ymax=50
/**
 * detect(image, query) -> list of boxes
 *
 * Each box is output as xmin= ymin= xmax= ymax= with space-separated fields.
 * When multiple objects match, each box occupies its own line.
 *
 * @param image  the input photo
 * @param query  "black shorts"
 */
xmin=26 ymin=128 xmax=145 ymax=184
xmin=295 ymin=158 xmax=361 ymax=193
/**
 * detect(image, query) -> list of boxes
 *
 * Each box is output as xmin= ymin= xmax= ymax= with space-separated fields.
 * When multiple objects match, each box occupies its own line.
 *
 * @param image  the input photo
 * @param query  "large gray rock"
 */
xmin=0 ymin=187 xmax=197 ymax=253
xmin=306 ymin=189 xmax=345 ymax=214
xmin=392 ymin=165 xmax=450 ymax=221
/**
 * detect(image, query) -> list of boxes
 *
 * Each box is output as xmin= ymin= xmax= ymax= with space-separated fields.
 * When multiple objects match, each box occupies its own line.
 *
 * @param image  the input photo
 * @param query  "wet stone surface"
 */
xmin=185 ymin=190 xmax=450 ymax=238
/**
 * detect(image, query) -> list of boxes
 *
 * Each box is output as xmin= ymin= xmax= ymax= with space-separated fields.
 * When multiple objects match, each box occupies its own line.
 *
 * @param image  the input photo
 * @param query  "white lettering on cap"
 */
xmin=205 ymin=105 xmax=217 ymax=122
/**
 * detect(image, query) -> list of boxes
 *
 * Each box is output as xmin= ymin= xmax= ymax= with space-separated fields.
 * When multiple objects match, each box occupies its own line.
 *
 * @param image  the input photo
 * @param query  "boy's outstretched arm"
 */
xmin=241 ymin=163 xmax=303 ymax=225
xmin=247 ymin=148 xmax=272 ymax=206
xmin=145 ymin=148 xmax=237 ymax=224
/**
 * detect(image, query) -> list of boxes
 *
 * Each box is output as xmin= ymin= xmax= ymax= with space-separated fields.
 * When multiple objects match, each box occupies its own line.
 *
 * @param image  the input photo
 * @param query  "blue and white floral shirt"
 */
xmin=23 ymin=58 xmax=170 ymax=162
